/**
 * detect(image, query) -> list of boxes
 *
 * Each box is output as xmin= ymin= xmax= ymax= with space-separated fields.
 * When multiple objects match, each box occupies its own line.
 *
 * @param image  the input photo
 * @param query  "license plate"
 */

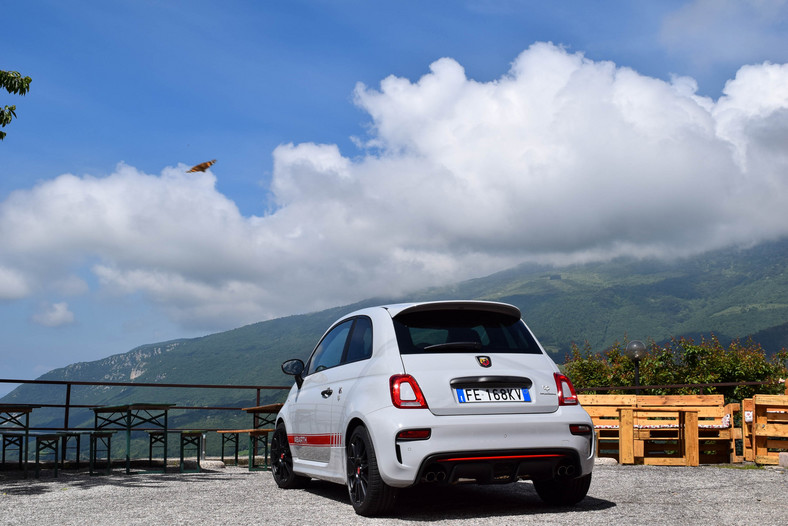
xmin=455 ymin=387 xmax=531 ymax=403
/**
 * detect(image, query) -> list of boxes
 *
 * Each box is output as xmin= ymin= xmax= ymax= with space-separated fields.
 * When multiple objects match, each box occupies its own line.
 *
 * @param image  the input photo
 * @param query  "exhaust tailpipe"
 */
xmin=556 ymin=464 xmax=576 ymax=478
xmin=422 ymin=468 xmax=446 ymax=483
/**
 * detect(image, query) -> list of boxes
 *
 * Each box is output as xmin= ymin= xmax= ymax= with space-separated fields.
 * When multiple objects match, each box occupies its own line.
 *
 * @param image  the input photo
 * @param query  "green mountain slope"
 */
xmin=409 ymin=239 xmax=788 ymax=356
xmin=490 ymin=241 xmax=788 ymax=355
xmin=3 ymin=239 xmax=787 ymax=442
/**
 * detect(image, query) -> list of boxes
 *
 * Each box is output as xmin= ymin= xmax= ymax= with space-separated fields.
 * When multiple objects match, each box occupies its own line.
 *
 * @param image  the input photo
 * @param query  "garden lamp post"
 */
xmin=625 ymin=340 xmax=647 ymax=394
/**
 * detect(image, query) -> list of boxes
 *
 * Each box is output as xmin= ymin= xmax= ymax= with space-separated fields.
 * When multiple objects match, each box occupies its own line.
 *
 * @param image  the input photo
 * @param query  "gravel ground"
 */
xmin=1 ymin=460 xmax=786 ymax=526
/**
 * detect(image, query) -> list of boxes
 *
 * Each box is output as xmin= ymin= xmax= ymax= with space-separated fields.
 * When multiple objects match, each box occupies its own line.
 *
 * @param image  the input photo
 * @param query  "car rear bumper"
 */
xmin=418 ymin=447 xmax=584 ymax=485
xmin=361 ymin=405 xmax=595 ymax=487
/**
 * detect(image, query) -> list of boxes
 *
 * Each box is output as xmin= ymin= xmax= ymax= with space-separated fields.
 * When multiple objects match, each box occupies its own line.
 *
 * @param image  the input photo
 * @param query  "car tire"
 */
xmin=533 ymin=473 xmax=592 ymax=506
xmin=346 ymin=425 xmax=398 ymax=516
xmin=270 ymin=423 xmax=310 ymax=489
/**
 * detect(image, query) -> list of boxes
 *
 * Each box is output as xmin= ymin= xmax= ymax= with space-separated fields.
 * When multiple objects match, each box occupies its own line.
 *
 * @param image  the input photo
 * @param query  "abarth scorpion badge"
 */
xmin=476 ymin=356 xmax=492 ymax=368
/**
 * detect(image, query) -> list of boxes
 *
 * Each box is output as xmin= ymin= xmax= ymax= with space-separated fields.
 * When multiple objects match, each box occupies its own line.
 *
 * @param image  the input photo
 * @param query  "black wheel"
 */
xmin=270 ymin=423 xmax=309 ymax=489
xmin=533 ymin=473 xmax=592 ymax=506
xmin=346 ymin=426 xmax=398 ymax=516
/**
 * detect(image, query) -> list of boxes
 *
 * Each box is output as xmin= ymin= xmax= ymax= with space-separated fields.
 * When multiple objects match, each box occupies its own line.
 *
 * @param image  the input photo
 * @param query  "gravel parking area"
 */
xmin=1 ymin=461 xmax=786 ymax=525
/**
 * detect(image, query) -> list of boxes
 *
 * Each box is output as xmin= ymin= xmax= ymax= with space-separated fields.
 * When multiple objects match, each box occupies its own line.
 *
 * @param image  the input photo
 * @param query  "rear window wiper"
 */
xmin=423 ymin=341 xmax=482 ymax=352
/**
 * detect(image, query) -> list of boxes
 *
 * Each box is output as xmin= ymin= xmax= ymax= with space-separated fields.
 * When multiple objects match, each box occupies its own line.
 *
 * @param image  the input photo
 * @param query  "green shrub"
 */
xmin=563 ymin=335 xmax=787 ymax=402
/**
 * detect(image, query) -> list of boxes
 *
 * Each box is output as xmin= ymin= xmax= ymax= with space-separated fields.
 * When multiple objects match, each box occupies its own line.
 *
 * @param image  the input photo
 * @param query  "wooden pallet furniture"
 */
xmin=577 ymin=394 xmax=636 ymax=461
xmin=618 ymin=407 xmax=699 ymax=466
xmin=742 ymin=394 xmax=788 ymax=465
xmin=579 ymin=394 xmax=740 ymax=464
xmin=742 ymin=398 xmax=755 ymax=461
xmin=635 ymin=395 xmax=740 ymax=464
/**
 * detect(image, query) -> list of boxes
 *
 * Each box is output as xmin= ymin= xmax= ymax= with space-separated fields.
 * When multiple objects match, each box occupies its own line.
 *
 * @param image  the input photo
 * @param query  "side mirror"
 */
xmin=282 ymin=359 xmax=305 ymax=389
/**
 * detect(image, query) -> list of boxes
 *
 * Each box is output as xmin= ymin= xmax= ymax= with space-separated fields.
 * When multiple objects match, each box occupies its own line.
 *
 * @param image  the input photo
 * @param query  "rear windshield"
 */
xmin=393 ymin=309 xmax=543 ymax=355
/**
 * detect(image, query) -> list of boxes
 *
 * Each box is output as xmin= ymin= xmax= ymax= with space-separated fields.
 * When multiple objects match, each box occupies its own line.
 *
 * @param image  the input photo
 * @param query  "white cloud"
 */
xmin=52 ymin=275 xmax=90 ymax=296
xmin=0 ymin=266 xmax=29 ymax=299
xmin=661 ymin=0 xmax=788 ymax=69
xmin=32 ymin=301 xmax=75 ymax=327
xmin=1 ymin=42 xmax=788 ymax=331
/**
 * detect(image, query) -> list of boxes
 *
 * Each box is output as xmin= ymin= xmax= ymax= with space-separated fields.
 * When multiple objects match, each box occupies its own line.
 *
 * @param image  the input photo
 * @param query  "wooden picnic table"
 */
xmin=242 ymin=402 xmax=284 ymax=429
xmin=0 ymin=404 xmax=42 ymax=477
xmin=217 ymin=403 xmax=284 ymax=470
xmin=93 ymin=403 xmax=175 ymax=474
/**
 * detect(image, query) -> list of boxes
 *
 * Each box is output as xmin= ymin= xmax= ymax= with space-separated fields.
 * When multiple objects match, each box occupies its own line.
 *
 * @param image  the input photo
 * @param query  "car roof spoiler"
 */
xmin=386 ymin=300 xmax=521 ymax=320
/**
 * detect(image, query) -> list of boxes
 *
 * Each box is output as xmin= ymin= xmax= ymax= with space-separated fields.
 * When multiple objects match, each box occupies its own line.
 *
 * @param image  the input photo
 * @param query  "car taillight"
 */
xmin=570 ymin=424 xmax=592 ymax=435
xmin=554 ymin=372 xmax=579 ymax=406
xmin=390 ymin=374 xmax=429 ymax=409
xmin=396 ymin=429 xmax=431 ymax=441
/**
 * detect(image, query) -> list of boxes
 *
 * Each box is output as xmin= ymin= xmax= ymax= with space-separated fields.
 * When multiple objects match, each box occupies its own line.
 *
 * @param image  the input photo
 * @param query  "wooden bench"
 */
xmin=217 ymin=429 xmax=274 ymax=470
xmin=34 ymin=434 xmax=60 ymax=478
xmin=742 ymin=394 xmax=788 ymax=465
xmin=89 ymin=431 xmax=114 ymax=475
xmin=1 ymin=432 xmax=26 ymax=471
xmin=619 ymin=407 xmax=699 ymax=466
xmin=146 ymin=430 xmax=168 ymax=470
xmin=56 ymin=431 xmax=89 ymax=469
xmin=635 ymin=395 xmax=740 ymax=464
xmin=579 ymin=394 xmax=740 ymax=464
xmin=146 ymin=430 xmax=205 ymax=473
xmin=179 ymin=431 xmax=203 ymax=473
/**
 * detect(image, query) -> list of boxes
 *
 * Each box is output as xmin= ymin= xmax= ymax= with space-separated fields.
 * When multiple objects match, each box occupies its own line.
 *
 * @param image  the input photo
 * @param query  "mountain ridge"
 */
xmin=3 ymin=238 xmax=787 ymax=439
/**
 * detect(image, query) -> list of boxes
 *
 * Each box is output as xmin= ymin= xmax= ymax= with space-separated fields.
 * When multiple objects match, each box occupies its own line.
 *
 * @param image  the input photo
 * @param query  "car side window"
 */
xmin=306 ymin=320 xmax=353 ymax=375
xmin=345 ymin=317 xmax=373 ymax=364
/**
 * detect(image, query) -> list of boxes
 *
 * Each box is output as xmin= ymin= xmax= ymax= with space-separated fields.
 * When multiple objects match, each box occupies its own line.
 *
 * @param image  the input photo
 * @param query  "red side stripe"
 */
xmin=288 ymin=434 xmax=343 ymax=447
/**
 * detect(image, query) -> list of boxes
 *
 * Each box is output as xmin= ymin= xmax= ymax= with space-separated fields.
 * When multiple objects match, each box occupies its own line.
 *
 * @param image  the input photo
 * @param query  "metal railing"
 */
xmin=2 ymin=377 xmax=785 ymax=432
xmin=0 ymin=378 xmax=291 ymax=432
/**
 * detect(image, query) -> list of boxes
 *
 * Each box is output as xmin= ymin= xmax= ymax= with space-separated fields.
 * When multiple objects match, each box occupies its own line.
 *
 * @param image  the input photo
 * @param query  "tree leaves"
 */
xmin=0 ymin=70 xmax=32 ymax=95
xmin=1 ymin=69 xmax=32 ymax=140
xmin=564 ymin=336 xmax=788 ymax=402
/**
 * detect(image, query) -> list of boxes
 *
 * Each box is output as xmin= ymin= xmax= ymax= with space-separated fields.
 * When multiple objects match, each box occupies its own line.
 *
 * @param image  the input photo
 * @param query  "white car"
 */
xmin=270 ymin=300 xmax=595 ymax=516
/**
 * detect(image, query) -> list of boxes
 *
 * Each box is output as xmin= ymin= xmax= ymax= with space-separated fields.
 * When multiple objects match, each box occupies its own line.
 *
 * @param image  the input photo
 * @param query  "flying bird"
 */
xmin=187 ymin=159 xmax=217 ymax=173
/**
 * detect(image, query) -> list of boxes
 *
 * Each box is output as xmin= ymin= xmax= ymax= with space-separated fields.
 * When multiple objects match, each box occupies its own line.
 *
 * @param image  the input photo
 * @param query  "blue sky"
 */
xmin=2 ymin=0 xmax=788 ymax=395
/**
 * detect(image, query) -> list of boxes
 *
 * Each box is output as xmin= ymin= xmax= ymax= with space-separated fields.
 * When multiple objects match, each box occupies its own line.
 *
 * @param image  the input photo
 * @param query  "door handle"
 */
xmin=321 ymin=388 xmax=333 ymax=398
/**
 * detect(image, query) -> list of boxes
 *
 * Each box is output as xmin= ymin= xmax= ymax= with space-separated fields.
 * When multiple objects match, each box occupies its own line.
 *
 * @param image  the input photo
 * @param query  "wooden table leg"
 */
xmin=619 ymin=408 xmax=635 ymax=464
xmin=684 ymin=411 xmax=699 ymax=466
